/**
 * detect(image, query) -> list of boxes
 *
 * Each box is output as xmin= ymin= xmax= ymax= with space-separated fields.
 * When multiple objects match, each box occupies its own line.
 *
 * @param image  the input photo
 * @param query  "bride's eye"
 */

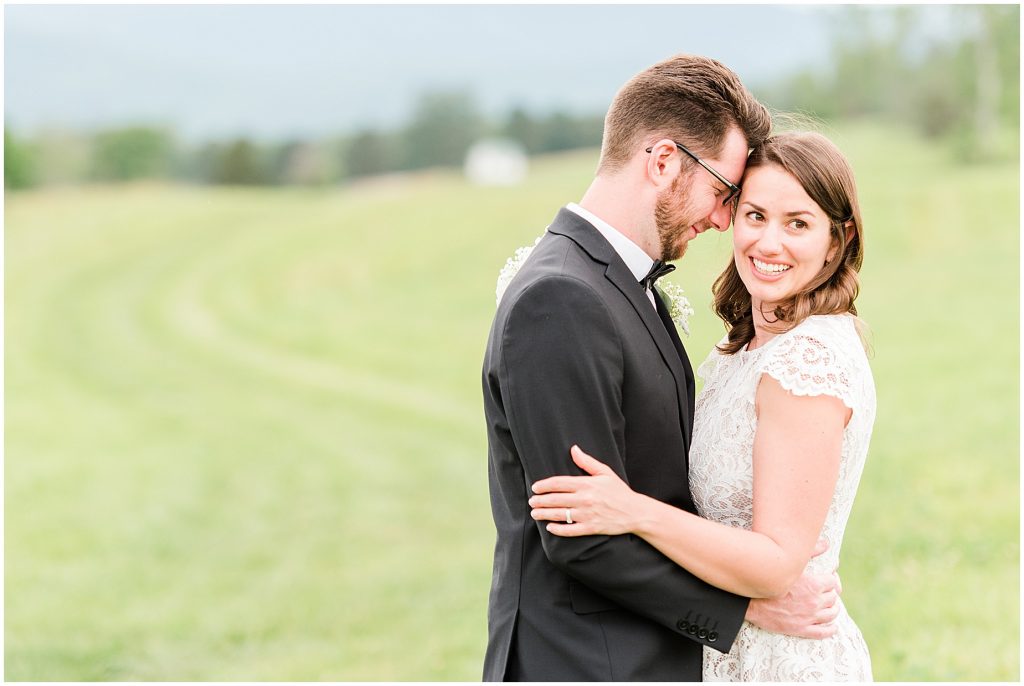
xmin=746 ymin=211 xmax=764 ymax=223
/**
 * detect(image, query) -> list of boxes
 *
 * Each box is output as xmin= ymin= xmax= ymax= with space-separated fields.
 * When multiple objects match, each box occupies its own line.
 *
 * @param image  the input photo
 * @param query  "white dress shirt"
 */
xmin=566 ymin=202 xmax=658 ymax=310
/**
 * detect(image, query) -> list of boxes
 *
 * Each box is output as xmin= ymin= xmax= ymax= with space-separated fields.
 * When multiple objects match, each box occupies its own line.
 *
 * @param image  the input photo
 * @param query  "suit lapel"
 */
xmin=547 ymin=209 xmax=695 ymax=455
xmin=654 ymin=289 xmax=695 ymax=448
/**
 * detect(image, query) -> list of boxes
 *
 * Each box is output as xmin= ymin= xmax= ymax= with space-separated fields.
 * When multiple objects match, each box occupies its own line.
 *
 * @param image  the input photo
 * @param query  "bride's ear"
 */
xmin=827 ymin=220 xmax=856 ymax=265
xmin=844 ymin=220 xmax=855 ymax=245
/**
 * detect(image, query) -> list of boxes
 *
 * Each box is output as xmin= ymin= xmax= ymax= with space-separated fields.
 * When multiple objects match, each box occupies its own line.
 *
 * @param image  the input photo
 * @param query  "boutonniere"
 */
xmin=495 ymin=234 xmax=544 ymax=305
xmin=656 ymin=282 xmax=694 ymax=337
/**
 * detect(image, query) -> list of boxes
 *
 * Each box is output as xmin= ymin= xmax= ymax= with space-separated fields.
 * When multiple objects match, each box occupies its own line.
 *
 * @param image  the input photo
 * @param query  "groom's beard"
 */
xmin=655 ymin=173 xmax=703 ymax=262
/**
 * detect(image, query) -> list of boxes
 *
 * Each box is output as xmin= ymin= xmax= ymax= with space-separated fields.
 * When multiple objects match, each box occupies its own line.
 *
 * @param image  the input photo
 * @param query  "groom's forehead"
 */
xmin=705 ymin=129 xmax=749 ymax=185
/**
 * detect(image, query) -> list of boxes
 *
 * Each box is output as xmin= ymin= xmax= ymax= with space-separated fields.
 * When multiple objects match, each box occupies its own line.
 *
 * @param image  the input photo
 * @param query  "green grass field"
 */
xmin=5 ymin=121 xmax=1018 ymax=680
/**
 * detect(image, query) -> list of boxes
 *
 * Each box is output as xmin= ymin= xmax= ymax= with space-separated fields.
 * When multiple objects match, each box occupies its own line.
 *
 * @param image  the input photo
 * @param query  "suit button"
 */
xmin=687 ymin=625 xmax=698 ymax=635
xmin=676 ymin=619 xmax=689 ymax=632
xmin=698 ymin=628 xmax=708 ymax=639
xmin=708 ymin=631 xmax=718 ymax=643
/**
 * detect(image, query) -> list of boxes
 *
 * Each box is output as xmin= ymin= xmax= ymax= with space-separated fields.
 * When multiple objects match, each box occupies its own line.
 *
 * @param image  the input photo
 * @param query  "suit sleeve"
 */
xmin=500 ymin=274 xmax=749 ymax=652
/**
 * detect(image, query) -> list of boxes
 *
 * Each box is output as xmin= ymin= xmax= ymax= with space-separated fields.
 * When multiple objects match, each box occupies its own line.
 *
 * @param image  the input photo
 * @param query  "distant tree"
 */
xmin=961 ymin=4 xmax=1019 ymax=159
xmin=185 ymin=142 xmax=222 ymax=184
xmin=165 ymin=141 xmax=203 ymax=183
xmin=907 ymin=39 xmax=965 ymax=138
xmin=536 ymin=111 xmax=603 ymax=153
xmin=265 ymin=140 xmax=332 ymax=186
xmin=828 ymin=6 xmax=916 ymax=120
xmin=346 ymin=129 xmax=398 ymax=178
xmin=504 ymin=107 xmax=542 ymax=154
xmin=402 ymin=91 xmax=482 ymax=169
xmin=91 ymin=126 xmax=173 ymax=180
xmin=989 ymin=4 xmax=1020 ymax=127
xmin=762 ymin=5 xmax=1019 ymax=162
xmin=212 ymin=138 xmax=267 ymax=185
xmin=27 ymin=129 xmax=93 ymax=185
xmin=538 ymin=111 xmax=578 ymax=152
xmin=5 ymin=129 xmax=35 ymax=189
xmin=569 ymin=114 xmax=605 ymax=150
xmin=266 ymin=140 xmax=300 ymax=185
xmin=759 ymin=71 xmax=839 ymax=122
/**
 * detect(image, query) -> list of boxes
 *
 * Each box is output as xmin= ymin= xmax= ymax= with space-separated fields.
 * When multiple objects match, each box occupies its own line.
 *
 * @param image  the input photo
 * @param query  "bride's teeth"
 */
xmin=753 ymin=258 xmax=791 ymax=274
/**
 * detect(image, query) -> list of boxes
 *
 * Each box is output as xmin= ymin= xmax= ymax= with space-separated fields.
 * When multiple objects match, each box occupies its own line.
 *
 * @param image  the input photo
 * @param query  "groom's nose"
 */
xmin=707 ymin=201 xmax=733 ymax=232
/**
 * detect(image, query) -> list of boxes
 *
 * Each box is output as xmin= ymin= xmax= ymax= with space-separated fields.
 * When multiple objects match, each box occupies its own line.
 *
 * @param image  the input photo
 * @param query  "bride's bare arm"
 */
xmin=529 ymin=375 xmax=849 ymax=599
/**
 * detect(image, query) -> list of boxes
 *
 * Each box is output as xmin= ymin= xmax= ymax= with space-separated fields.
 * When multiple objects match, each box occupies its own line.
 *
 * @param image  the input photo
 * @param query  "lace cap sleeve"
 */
xmin=758 ymin=317 xmax=857 ymax=410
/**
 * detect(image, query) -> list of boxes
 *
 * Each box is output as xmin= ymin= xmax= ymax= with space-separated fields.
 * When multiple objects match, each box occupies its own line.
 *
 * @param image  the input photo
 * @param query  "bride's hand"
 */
xmin=529 ymin=445 xmax=643 ymax=537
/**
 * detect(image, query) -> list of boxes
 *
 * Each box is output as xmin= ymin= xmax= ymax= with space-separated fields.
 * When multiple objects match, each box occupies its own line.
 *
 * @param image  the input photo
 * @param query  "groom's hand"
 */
xmin=744 ymin=538 xmax=842 ymax=639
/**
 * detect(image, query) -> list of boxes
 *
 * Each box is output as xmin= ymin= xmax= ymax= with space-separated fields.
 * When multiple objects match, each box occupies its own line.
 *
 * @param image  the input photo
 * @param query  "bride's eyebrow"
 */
xmin=741 ymin=201 xmax=814 ymax=218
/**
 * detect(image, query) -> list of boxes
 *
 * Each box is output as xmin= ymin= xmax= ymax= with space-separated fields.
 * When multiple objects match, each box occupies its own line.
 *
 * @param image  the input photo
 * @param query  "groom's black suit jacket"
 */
xmin=482 ymin=209 xmax=749 ymax=681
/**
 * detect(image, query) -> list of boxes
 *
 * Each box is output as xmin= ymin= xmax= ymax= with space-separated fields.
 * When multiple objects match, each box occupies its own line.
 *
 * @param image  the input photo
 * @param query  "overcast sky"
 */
xmin=4 ymin=4 xmax=956 ymax=142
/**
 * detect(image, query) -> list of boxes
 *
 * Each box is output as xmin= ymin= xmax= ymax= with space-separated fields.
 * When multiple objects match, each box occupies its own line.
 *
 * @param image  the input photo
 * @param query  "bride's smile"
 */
xmin=732 ymin=164 xmax=836 ymax=316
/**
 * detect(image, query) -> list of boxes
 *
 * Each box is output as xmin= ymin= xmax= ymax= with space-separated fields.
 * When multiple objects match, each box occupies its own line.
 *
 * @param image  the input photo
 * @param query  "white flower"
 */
xmin=495 ymin=233 xmax=544 ymax=305
xmin=657 ymin=281 xmax=695 ymax=337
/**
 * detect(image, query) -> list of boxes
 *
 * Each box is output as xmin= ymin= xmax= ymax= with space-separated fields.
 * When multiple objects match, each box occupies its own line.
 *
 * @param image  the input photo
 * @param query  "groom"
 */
xmin=482 ymin=55 xmax=842 ymax=681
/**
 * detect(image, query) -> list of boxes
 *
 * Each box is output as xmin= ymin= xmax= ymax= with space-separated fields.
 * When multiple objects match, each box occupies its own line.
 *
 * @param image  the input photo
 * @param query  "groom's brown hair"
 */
xmin=597 ymin=54 xmax=771 ymax=173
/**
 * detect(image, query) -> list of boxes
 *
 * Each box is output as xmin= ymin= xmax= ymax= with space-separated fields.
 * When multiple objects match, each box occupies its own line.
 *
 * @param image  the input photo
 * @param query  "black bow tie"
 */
xmin=640 ymin=259 xmax=675 ymax=291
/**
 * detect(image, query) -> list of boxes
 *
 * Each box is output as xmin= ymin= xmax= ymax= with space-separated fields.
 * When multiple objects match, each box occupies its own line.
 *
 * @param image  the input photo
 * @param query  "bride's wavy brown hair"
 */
xmin=713 ymin=131 xmax=865 ymax=355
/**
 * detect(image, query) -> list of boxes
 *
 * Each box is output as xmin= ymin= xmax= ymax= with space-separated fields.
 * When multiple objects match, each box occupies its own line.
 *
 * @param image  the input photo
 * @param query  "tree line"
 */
xmin=4 ymin=97 xmax=603 ymax=190
xmin=763 ymin=5 xmax=1018 ymax=162
xmin=5 ymin=5 xmax=1017 ymax=190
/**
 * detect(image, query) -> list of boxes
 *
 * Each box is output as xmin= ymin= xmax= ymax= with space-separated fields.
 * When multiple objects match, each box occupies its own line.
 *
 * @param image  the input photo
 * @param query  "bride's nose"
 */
xmin=757 ymin=223 xmax=784 ymax=254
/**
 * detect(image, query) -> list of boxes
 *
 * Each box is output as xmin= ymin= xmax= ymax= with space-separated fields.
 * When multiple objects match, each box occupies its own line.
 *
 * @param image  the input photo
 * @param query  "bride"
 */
xmin=529 ymin=131 xmax=875 ymax=681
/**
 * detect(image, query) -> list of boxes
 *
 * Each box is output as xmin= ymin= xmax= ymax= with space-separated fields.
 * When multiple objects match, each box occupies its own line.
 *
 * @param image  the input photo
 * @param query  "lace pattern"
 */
xmin=691 ymin=315 xmax=876 ymax=681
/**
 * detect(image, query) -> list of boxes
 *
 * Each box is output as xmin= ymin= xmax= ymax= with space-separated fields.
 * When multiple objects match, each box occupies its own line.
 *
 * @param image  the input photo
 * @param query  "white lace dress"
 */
xmin=690 ymin=314 xmax=875 ymax=681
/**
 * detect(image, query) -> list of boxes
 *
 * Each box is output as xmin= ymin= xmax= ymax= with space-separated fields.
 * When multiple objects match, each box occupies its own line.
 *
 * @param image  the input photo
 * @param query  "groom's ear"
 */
xmin=646 ymin=139 xmax=680 ymax=186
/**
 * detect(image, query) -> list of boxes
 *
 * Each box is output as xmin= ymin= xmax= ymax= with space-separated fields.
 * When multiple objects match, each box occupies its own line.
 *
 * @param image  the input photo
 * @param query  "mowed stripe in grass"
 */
xmin=7 ymin=182 xmax=496 ymax=679
xmin=6 ymin=123 xmax=1019 ymax=680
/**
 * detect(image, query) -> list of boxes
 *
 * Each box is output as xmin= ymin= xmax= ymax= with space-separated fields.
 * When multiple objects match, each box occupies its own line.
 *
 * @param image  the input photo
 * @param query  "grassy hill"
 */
xmin=5 ymin=122 xmax=1018 ymax=679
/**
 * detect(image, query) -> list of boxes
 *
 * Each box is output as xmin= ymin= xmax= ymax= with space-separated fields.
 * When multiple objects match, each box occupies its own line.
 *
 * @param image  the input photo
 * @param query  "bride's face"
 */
xmin=732 ymin=164 xmax=836 ymax=311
